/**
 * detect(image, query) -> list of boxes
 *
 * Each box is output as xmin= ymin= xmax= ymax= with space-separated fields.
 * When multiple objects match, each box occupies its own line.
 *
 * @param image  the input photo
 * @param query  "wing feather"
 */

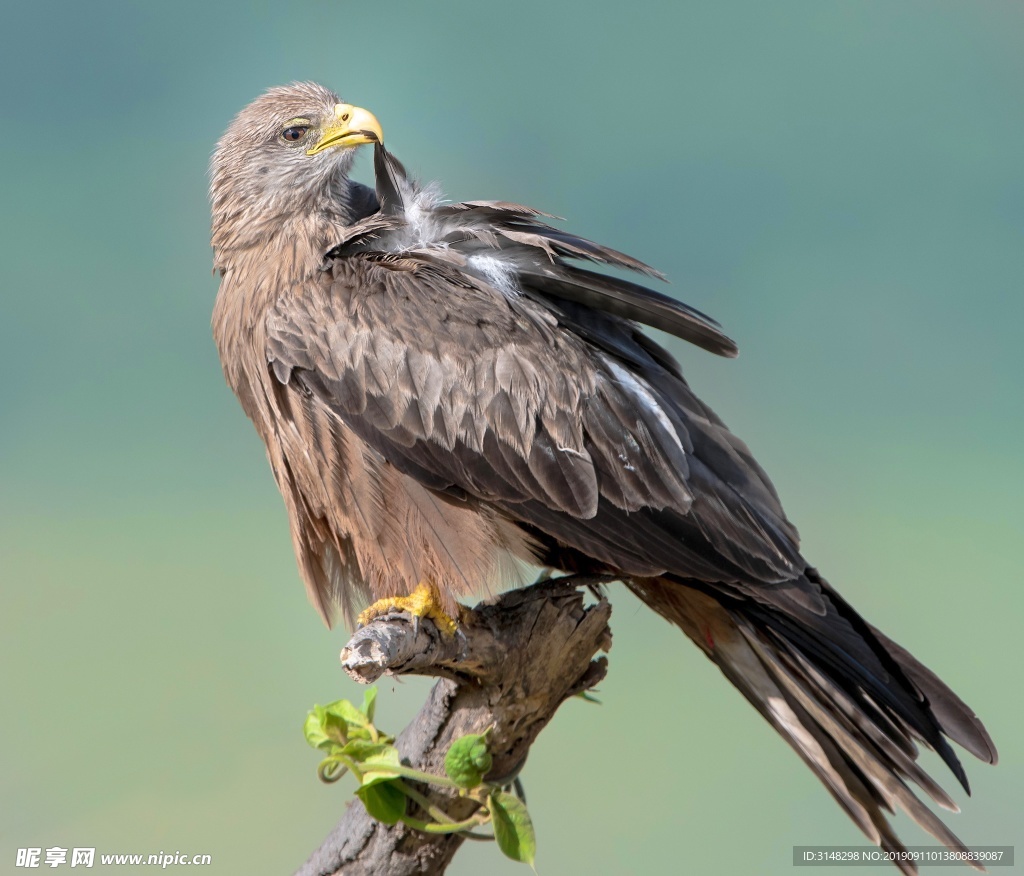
xmin=266 ymin=144 xmax=803 ymax=591
xmin=265 ymin=250 xmax=799 ymax=588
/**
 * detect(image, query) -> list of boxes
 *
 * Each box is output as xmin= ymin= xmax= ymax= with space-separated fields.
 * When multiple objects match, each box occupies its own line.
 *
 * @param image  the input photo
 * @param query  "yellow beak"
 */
xmin=306 ymin=103 xmax=384 ymax=155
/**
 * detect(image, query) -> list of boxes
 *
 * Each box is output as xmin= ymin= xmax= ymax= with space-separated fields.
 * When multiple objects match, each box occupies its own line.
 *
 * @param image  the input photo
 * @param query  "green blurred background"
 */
xmin=2 ymin=1 xmax=1021 ymax=873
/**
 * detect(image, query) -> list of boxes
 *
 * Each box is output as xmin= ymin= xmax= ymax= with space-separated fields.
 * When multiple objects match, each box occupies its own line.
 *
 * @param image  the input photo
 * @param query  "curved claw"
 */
xmin=358 ymin=581 xmax=460 ymax=638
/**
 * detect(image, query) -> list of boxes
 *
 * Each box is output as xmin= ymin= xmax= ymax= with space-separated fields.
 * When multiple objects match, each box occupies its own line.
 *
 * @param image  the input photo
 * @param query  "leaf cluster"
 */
xmin=304 ymin=689 xmax=536 ymax=867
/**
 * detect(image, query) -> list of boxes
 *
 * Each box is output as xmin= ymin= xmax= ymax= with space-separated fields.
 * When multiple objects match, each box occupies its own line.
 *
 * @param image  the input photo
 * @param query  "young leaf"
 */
xmin=491 ymin=790 xmax=537 ymax=866
xmin=303 ymin=708 xmax=332 ymax=751
xmin=356 ymin=780 xmax=407 ymax=825
xmin=361 ymin=687 xmax=378 ymax=724
xmin=360 ymin=746 xmax=404 ymax=787
xmin=340 ymin=739 xmax=392 ymax=763
xmin=313 ymin=697 xmax=377 ymax=745
xmin=444 ymin=733 xmax=493 ymax=788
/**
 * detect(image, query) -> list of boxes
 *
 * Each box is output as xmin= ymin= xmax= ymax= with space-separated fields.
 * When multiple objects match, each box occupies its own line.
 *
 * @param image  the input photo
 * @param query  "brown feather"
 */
xmin=211 ymin=85 xmax=996 ymax=866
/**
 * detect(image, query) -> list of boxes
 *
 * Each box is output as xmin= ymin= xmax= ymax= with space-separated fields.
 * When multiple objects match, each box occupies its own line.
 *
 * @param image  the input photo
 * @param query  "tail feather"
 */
xmin=868 ymin=624 xmax=998 ymax=767
xmin=628 ymin=577 xmax=995 ymax=874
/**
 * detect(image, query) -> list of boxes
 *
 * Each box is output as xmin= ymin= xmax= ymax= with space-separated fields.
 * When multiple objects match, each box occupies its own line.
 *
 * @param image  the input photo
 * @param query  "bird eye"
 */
xmin=281 ymin=125 xmax=309 ymax=142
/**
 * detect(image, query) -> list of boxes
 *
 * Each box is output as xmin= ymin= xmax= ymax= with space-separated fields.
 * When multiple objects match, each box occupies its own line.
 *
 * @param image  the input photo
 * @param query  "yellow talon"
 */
xmin=357 ymin=581 xmax=461 ymax=638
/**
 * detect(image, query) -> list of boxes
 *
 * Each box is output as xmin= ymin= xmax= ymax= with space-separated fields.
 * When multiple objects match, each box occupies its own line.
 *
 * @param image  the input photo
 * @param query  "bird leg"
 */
xmin=357 ymin=581 xmax=461 ymax=638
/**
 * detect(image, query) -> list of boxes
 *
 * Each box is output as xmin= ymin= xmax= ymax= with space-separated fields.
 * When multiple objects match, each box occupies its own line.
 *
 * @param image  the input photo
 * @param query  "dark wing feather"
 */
xmin=346 ymin=180 xmax=381 ymax=223
xmin=271 ymin=148 xmax=796 ymax=585
xmin=447 ymin=208 xmax=739 ymax=357
xmin=518 ymin=263 xmax=738 ymax=358
xmin=267 ymin=244 xmax=798 ymax=590
xmin=267 ymin=257 xmax=674 ymax=520
xmin=352 ymin=145 xmax=738 ymax=358
xmin=372 ymin=144 xmax=410 ymax=216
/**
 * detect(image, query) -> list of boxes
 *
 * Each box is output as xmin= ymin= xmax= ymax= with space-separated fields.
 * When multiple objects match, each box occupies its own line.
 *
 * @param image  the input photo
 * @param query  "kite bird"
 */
xmin=211 ymin=83 xmax=996 ymax=870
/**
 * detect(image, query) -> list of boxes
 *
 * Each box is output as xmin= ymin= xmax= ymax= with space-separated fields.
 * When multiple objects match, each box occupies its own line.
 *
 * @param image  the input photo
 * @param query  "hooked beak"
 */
xmin=306 ymin=103 xmax=384 ymax=155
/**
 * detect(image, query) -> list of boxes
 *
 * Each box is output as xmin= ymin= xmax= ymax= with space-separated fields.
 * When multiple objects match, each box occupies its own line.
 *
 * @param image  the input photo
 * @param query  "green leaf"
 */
xmin=340 ymin=739 xmax=392 ymax=763
xmin=444 ymin=733 xmax=493 ymax=788
xmin=305 ymin=695 xmax=382 ymax=754
xmin=491 ymin=790 xmax=536 ymax=866
xmin=361 ymin=687 xmax=378 ymax=724
xmin=328 ymin=698 xmax=375 ymax=741
xmin=320 ymin=710 xmax=351 ymax=747
xmin=356 ymin=780 xmax=407 ymax=825
xmin=360 ymin=746 xmax=404 ymax=787
xmin=326 ymin=698 xmax=370 ymax=728
xmin=303 ymin=708 xmax=332 ymax=751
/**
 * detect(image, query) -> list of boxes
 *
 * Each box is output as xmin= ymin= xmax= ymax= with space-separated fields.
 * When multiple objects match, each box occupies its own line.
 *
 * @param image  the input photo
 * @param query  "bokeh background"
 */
xmin=2 ymin=1 xmax=1021 ymax=873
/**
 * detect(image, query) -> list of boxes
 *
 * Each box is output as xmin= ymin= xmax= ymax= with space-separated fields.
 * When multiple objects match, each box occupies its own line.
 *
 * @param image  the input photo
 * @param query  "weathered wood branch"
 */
xmin=296 ymin=576 xmax=614 ymax=876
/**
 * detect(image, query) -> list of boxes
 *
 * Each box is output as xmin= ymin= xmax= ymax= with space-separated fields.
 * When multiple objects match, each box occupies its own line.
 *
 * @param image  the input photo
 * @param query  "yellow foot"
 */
xmin=357 ymin=582 xmax=461 ymax=638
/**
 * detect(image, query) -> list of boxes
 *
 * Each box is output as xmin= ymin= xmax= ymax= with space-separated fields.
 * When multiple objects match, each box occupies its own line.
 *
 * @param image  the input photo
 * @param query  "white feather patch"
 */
xmin=467 ymin=254 xmax=520 ymax=298
xmin=386 ymin=178 xmax=522 ymax=300
xmin=604 ymin=359 xmax=684 ymax=452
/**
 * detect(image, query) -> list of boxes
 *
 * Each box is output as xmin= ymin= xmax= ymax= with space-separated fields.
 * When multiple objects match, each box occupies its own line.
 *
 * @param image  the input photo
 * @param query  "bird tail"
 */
xmin=627 ymin=572 xmax=997 ymax=875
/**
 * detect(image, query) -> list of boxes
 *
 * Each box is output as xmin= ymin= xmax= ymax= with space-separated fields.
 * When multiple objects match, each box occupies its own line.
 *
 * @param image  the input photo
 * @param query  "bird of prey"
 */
xmin=211 ymin=82 xmax=996 ymax=870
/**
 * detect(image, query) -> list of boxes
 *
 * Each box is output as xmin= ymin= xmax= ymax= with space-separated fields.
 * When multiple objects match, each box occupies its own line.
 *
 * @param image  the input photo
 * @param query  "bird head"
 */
xmin=210 ymin=82 xmax=383 ymax=258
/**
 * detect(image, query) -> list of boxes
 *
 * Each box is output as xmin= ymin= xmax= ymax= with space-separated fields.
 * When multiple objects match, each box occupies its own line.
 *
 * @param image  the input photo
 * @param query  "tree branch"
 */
xmin=295 ymin=576 xmax=614 ymax=876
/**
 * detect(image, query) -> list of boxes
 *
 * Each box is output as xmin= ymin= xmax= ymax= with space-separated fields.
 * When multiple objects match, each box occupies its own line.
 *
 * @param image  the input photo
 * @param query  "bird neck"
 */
xmin=216 ymin=209 xmax=344 ymax=279
xmin=211 ymin=190 xmax=354 ymax=415
xmin=212 ymin=172 xmax=356 ymax=268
